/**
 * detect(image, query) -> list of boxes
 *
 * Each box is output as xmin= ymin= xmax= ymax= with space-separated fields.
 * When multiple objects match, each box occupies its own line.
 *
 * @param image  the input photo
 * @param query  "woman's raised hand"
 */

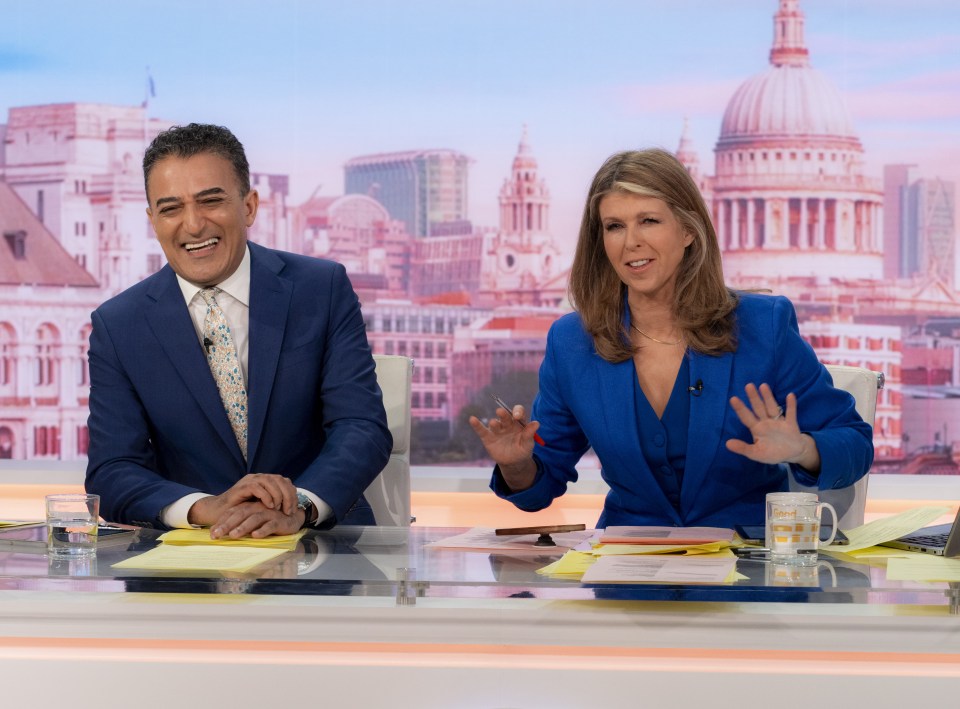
xmin=725 ymin=382 xmax=821 ymax=473
xmin=469 ymin=402 xmax=540 ymax=490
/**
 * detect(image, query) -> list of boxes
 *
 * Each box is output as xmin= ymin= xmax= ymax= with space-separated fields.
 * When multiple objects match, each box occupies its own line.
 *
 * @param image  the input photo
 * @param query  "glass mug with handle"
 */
xmin=765 ymin=492 xmax=838 ymax=566
xmin=765 ymin=559 xmax=837 ymax=588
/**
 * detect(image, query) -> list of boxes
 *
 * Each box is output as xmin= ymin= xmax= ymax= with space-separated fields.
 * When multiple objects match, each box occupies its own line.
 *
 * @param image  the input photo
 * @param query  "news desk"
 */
xmin=1 ymin=526 xmax=959 ymax=707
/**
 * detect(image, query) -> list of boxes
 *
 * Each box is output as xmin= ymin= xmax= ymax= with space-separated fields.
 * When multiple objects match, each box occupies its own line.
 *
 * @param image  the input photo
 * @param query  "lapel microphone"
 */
xmin=203 ymin=337 xmax=213 ymax=353
xmin=687 ymin=379 xmax=704 ymax=396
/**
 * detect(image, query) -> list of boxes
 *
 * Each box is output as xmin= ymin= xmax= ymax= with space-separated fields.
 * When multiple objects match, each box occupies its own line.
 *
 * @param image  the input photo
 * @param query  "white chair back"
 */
xmin=365 ymin=355 xmax=413 ymax=526
xmin=790 ymin=364 xmax=883 ymax=528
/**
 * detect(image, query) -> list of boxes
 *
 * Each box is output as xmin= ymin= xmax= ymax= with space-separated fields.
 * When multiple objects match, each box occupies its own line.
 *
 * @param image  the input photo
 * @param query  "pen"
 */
xmin=491 ymin=394 xmax=547 ymax=447
xmin=732 ymin=547 xmax=771 ymax=560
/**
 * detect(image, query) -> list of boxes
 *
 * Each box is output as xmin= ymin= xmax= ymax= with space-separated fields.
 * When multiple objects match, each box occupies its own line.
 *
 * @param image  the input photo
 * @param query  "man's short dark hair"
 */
xmin=143 ymin=123 xmax=251 ymax=198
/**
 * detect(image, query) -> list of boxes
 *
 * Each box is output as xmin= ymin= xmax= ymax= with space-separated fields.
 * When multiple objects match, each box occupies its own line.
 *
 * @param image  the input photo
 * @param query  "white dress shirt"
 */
xmin=161 ymin=245 xmax=331 ymax=528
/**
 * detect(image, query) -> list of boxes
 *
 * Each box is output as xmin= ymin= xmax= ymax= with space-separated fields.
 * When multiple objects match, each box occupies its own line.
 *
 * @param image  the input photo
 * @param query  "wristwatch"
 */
xmin=296 ymin=491 xmax=315 ymax=528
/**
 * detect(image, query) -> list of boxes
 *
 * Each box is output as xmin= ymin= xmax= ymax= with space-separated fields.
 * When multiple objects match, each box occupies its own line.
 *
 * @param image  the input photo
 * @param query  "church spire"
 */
xmin=769 ymin=0 xmax=810 ymax=68
xmin=501 ymin=125 xmax=547 ymax=239
xmin=511 ymin=123 xmax=537 ymax=174
xmin=675 ymin=118 xmax=705 ymax=192
xmin=676 ymin=117 xmax=699 ymax=170
xmin=517 ymin=123 xmax=531 ymax=155
xmin=480 ymin=126 xmax=560 ymax=307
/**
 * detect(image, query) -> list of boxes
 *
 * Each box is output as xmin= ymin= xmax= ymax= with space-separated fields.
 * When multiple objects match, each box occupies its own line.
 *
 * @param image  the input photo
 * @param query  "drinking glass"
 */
xmin=45 ymin=493 xmax=100 ymax=557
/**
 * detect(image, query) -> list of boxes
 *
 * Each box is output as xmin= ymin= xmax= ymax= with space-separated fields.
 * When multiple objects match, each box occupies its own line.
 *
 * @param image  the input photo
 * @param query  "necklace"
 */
xmin=631 ymin=323 xmax=683 ymax=346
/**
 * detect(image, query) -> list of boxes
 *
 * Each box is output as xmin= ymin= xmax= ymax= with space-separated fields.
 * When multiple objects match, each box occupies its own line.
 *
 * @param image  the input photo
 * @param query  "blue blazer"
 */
xmin=493 ymin=293 xmax=874 ymax=527
xmin=85 ymin=242 xmax=392 ymax=528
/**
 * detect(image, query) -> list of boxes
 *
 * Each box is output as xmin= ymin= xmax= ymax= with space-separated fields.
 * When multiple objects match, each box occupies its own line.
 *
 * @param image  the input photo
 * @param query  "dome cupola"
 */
xmin=717 ymin=0 xmax=861 ymax=151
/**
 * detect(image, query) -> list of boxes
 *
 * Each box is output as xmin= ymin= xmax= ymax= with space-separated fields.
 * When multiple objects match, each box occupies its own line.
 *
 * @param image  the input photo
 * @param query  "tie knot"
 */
xmin=199 ymin=287 xmax=222 ymax=306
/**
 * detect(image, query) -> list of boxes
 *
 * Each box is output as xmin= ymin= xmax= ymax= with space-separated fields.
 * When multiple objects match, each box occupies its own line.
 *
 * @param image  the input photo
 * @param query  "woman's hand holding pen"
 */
xmin=468 ymin=402 xmax=540 ymax=492
xmin=725 ymin=382 xmax=821 ymax=473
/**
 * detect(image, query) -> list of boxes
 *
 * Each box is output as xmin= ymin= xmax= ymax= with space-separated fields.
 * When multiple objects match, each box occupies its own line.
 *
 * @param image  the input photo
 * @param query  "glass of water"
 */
xmin=45 ymin=493 xmax=100 ymax=557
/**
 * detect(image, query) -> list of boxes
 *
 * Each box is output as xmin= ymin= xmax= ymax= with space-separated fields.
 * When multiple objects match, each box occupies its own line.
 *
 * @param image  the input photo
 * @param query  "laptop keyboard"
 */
xmin=903 ymin=533 xmax=949 ymax=546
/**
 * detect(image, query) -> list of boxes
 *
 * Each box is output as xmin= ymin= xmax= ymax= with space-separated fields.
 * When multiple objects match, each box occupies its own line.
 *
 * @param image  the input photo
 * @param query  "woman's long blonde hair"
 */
xmin=568 ymin=148 xmax=738 ymax=363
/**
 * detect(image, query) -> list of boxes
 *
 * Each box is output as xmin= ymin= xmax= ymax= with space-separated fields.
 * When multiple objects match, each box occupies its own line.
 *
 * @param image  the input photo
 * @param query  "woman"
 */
xmin=469 ymin=148 xmax=873 ymax=528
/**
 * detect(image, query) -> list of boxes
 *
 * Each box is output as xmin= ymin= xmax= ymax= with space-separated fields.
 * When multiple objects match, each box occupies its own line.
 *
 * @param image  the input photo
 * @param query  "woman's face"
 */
xmin=599 ymin=191 xmax=693 ymax=307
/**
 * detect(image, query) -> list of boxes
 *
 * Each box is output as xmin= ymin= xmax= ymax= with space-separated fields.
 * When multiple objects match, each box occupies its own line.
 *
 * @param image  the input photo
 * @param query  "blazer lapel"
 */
xmin=682 ymin=351 xmax=734 ymax=511
xmin=144 ymin=268 xmax=244 ymax=465
xmin=246 ymin=244 xmax=291 ymax=466
xmin=595 ymin=355 xmax=679 ymax=522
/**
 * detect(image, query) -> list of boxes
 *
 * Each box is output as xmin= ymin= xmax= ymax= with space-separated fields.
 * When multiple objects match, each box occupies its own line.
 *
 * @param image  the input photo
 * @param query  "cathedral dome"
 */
xmin=710 ymin=1 xmax=882 ymax=284
xmin=716 ymin=0 xmax=861 ymax=150
xmin=719 ymin=64 xmax=857 ymax=143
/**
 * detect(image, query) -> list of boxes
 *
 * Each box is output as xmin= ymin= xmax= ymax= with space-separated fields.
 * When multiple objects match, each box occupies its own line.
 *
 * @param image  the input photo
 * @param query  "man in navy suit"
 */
xmin=85 ymin=124 xmax=391 ymax=537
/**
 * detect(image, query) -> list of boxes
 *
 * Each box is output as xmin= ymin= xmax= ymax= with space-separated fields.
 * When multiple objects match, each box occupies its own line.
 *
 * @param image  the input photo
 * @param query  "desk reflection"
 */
xmin=481 ymin=549 xmax=874 ymax=604
xmin=0 ymin=527 xmax=949 ymax=610
xmin=107 ymin=527 xmax=399 ymax=595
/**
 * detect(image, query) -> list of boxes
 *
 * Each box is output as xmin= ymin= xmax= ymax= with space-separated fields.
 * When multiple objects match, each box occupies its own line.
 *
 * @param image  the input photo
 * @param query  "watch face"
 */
xmin=296 ymin=492 xmax=310 ymax=510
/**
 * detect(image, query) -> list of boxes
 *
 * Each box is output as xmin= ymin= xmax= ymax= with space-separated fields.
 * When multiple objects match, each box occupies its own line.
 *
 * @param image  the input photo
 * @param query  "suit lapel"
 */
xmin=682 ymin=351 xmax=734 ymax=511
xmin=144 ymin=268 xmax=244 ymax=465
xmin=595 ymin=354 xmax=679 ymax=522
xmin=246 ymin=244 xmax=291 ymax=466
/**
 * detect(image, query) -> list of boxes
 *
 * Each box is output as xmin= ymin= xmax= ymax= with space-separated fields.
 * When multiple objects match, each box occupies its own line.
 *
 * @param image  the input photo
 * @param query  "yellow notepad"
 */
xmin=112 ymin=545 xmax=287 ymax=572
xmin=593 ymin=541 xmax=732 ymax=556
xmin=536 ymin=550 xmax=598 ymax=577
xmin=158 ymin=528 xmax=306 ymax=550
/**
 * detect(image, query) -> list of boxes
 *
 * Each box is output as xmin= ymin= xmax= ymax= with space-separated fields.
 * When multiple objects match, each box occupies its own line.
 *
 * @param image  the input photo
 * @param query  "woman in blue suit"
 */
xmin=470 ymin=149 xmax=873 ymax=528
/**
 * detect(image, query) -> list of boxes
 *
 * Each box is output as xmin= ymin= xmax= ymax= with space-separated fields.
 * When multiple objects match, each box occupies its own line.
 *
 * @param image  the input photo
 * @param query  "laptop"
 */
xmin=879 ymin=507 xmax=960 ymax=557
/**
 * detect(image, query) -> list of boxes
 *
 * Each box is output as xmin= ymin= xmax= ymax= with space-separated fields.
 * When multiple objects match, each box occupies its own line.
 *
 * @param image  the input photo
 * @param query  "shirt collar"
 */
xmin=175 ymin=244 xmax=251 ymax=307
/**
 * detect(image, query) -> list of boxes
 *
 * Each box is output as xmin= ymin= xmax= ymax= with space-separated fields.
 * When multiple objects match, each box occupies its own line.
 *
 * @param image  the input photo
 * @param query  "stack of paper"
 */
xmin=112 ymin=528 xmax=307 ymax=573
xmin=594 ymin=526 xmax=735 ymax=557
xmin=158 ymin=528 xmax=306 ymax=550
xmin=112 ymin=545 xmax=288 ymax=572
xmin=599 ymin=526 xmax=735 ymax=545
xmin=535 ymin=526 xmax=739 ymax=583
xmin=581 ymin=555 xmax=738 ymax=584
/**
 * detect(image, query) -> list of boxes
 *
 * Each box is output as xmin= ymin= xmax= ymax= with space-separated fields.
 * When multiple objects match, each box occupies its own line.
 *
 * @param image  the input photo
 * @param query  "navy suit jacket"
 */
xmin=85 ymin=242 xmax=392 ymax=529
xmin=493 ymin=293 xmax=874 ymax=528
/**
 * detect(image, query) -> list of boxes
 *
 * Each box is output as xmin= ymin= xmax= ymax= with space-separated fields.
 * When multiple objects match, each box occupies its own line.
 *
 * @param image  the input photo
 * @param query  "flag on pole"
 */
xmin=143 ymin=67 xmax=156 ymax=108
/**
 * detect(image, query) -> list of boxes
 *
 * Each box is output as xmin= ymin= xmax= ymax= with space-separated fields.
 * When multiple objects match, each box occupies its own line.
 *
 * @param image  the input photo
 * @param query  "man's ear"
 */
xmin=244 ymin=189 xmax=259 ymax=227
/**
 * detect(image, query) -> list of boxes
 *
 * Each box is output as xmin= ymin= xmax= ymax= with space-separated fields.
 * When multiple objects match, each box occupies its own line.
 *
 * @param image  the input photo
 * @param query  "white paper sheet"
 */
xmin=580 ymin=555 xmax=736 ymax=584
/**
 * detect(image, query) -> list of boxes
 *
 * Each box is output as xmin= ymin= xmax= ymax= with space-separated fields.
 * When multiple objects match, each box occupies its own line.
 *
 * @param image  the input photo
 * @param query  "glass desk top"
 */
xmin=0 ymin=525 xmax=957 ymax=610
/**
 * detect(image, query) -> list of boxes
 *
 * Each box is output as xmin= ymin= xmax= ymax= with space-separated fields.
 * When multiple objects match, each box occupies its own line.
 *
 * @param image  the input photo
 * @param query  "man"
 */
xmin=85 ymin=123 xmax=391 ymax=537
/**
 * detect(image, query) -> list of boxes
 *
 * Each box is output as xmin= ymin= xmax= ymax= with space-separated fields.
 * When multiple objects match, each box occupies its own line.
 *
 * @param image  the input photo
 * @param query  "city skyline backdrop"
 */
xmin=2 ymin=0 xmax=957 ymax=255
xmin=1 ymin=0 xmax=959 ymax=472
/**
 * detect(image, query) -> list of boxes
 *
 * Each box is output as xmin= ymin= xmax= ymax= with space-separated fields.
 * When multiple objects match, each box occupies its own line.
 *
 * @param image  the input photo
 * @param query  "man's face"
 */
xmin=146 ymin=152 xmax=258 ymax=287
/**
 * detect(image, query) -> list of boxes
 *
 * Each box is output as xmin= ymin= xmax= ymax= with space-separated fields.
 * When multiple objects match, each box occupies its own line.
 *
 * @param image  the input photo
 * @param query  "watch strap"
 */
xmin=296 ymin=491 xmax=315 ymax=528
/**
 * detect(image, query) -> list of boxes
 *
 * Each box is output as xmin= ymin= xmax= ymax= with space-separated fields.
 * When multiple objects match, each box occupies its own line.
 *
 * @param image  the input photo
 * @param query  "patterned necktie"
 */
xmin=200 ymin=287 xmax=248 ymax=459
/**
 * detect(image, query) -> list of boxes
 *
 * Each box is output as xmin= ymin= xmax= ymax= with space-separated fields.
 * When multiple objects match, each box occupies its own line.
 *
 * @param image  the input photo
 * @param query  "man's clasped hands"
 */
xmin=186 ymin=473 xmax=307 ymax=539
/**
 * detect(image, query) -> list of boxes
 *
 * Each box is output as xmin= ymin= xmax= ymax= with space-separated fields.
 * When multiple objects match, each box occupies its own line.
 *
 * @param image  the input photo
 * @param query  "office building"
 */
xmin=885 ymin=169 xmax=956 ymax=285
xmin=344 ymin=149 xmax=471 ymax=238
xmin=902 ymin=178 xmax=956 ymax=286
